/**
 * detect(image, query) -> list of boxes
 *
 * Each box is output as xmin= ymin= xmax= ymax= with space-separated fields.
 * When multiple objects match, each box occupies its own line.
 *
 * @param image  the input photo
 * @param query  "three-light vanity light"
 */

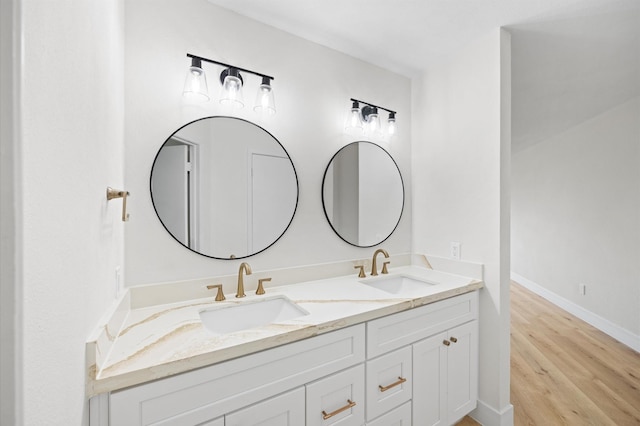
xmin=345 ymin=98 xmax=397 ymax=137
xmin=182 ymin=53 xmax=276 ymax=115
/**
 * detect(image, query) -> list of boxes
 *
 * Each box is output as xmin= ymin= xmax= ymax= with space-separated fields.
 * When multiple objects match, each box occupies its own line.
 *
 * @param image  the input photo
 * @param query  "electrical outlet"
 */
xmin=450 ymin=242 xmax=461 ymax=260
xmin=579 ymin=283 xmax=586 ymax=296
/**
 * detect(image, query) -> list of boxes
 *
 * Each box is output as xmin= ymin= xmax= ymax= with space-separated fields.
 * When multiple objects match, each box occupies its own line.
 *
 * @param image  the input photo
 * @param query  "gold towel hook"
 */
xmin=106 ymin=187 xmax=130 ymax=222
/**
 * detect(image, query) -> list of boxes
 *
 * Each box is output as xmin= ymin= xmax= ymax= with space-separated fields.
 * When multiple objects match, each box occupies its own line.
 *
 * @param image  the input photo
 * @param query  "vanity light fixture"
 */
xmin=219 ymin=67 xmax=244 ymax=108
xmin=362 ymin=105 xmax=382 ymax=136
xmin=348 ymin=98 xmax=397 ymax=137
xmin=387 ymin=111 xmax=397 ymax=136
xmin=254 ymin=76 xmax=276 ymax=115
xmin=344 ymin=100 xmax=364 ymax=134
xmin=183 ymin=53 xmax=276 ymax=114
xmin=183 ymin=57 xmax=209 ymax=101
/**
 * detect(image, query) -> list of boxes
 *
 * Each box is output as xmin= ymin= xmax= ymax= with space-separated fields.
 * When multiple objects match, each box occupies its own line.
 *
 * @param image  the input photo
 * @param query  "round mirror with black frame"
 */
xmin=150 ymin=116 xmax=298 ymax=260
xmin=322 ymin=141 xmax=404 ymax=247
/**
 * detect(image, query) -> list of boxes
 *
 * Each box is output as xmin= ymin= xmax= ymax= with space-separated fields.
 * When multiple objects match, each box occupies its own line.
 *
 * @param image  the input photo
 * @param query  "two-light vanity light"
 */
xmin=345 ymin=98 xmax=397 ymax=137
xmin=183 ymin=53 xmax=276 ymax=115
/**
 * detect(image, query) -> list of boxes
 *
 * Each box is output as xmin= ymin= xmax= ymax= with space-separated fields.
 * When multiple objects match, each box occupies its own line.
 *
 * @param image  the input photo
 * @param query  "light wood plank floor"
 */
xmin=457 ymin=281 xmax=640 ymax=425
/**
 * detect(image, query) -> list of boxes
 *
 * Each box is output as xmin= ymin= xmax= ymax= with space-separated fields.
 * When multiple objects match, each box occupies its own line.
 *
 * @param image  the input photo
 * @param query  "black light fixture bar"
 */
xmin=187 ymin=53 xmax=274 ymax=81
xmin=350 ymin=98 xmax=395 ymax=115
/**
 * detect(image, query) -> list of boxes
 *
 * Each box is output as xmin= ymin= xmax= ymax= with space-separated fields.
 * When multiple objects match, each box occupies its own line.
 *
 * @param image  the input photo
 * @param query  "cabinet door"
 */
xmin=306 ymin=364 xmax=365 ymax=426
xmin=412 ymin=332 xmax=447 ymax=426
xmin=447 ymin=320 xmax=478 ymax=424
xmin=226 ymin=387 xmax=304 ymax=426
xmin=196 ymin=418 xmax=224 ymax=426
xmin=366 ymin=401 xmax=411 ymax=426
xmin=366 ymin=346 xmax=412 ymax=421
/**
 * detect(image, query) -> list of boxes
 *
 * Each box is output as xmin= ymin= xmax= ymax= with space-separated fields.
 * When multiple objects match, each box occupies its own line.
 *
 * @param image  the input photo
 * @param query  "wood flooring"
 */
xmin=456 ymin=281 xmax=640 ymax=425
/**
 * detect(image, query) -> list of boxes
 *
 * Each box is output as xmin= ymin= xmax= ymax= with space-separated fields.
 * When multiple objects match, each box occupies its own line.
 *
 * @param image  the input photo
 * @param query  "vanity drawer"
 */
xmin=366 ymin=401 xmax=411 ymax=426
xmin=306 ymin=364 xmax=365 ymax=426
xmin=195 ymin=418 xmax=223 ymax=426
xmin=366 ymin=346 xmax=412 ymax=421
xmin=110 ymin=325 xmax=364 ymax=426
xmin=366 ymin=292 xmax=478 ymax=358
xmin=225 ymin=387 xmax=305 ymax=426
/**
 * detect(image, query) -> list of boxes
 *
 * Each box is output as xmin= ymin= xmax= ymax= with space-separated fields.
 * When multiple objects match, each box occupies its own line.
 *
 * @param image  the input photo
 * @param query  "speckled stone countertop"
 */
xmin=86 ymin=256 xmax=483 ymax=397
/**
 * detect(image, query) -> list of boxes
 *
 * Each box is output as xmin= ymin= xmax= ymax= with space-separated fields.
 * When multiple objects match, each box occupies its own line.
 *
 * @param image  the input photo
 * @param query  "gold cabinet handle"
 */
xmin=354 ymin=265 xmax=366 ymax=278
xmin=322 ymin=399 xmax=356 ymax=420
xmin=443 ymin=340 xmax=451 ymax=346
xmin=450 ymin=337 xmax=458 ymax=343
xmin=378 ymin=376 xmax=407 ymax=392
xmin=206 ymin=284 xmax=226 ymax=301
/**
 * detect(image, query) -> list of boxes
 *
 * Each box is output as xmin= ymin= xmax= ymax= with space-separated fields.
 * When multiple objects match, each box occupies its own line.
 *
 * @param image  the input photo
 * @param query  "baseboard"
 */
xmin=511 ymin=272 xmax=640 ymax=353
xmin=470 ymin=400 xmax=514 ymax=426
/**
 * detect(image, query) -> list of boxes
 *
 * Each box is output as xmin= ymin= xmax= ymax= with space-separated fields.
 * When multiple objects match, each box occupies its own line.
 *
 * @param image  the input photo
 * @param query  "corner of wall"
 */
xmin=0 ymin=0 xmax=22 ymax=423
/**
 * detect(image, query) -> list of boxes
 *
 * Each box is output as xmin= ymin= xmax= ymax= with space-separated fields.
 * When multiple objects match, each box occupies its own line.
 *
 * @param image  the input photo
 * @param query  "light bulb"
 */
xmin=387 ymin=112 xmax=397 ymax=136
xmin=344 ymin=101 xmax=363 ymax=134
xmin=219 ymin=68 xmax=244 ymax=108
xmin=254 ymin=77 xmax=276 ymax=115
xmin=182 ymin=58 xmax=209 ymax=101
xmin=367 ymin=111 xmax=381 ymax=135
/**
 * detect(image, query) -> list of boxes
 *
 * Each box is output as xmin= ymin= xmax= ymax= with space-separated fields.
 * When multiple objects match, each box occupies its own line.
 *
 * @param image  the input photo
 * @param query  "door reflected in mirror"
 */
xmin=322 ymin=141 xmax=404 ymax=247
xmin=151 ymin=117 xmax=298 ymax=259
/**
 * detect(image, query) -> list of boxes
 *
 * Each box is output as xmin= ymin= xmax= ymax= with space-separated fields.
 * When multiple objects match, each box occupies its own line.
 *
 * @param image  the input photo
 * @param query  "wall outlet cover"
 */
xmin=450 ymin=241 xmax=461 ymax=260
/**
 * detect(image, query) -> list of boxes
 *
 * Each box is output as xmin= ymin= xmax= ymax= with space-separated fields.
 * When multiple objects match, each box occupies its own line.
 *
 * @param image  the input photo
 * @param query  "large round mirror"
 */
xmin=150 ymin=117 xmax=298 ymax=259
xmin=322 ymin=141 xmax=404 ymax=247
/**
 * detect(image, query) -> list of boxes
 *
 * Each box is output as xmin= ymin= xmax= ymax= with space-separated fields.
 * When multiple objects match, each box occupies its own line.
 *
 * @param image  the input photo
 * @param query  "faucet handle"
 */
xmin=382 ymin=261 xmax=390 ymax=275
xmin=256 ymin=278 xmax=271 ymax=295
xmin=354 ymin=265 xmax=366 ymax=278
xmin=206 ymin=284 xmax=226 ymax=301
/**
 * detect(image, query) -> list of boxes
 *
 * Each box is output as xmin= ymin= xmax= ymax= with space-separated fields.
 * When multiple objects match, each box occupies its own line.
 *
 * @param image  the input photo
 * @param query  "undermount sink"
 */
xmin=361 ymin=274 xmax=437 ymax=294
xmin=199 ymin=296 xmax=309 ymax=336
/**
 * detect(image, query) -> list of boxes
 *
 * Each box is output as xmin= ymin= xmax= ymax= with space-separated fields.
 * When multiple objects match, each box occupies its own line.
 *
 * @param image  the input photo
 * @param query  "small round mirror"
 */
xmin=150 ymin=117 xmax=298 ymax=259
xmin=322 ymin=141 xmax=404 ymax=247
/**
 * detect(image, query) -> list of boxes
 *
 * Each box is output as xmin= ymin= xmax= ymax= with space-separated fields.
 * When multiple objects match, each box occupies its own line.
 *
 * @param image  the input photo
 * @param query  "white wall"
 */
xmin=18 ymin=0 xmax=125 ymax=424
xmin=1 ymin=0 xmax=19 ymax=423
xmin=512 ymin=97 xmax=640 ymax=339
xmin=412 ymin=29 xmax=513 ymax=424
xmin=124 ymin=0 xmax=412 ymax=286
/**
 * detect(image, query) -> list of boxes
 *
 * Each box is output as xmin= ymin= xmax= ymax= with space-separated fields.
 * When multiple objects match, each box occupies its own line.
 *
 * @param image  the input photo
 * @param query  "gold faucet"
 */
xmin=371 ymin=249 xmax=390 ymax=276
xmin=236 ymin=262 xmax=252 ymax=298
xmin=206 ymin=284 xmax=226 ymax=301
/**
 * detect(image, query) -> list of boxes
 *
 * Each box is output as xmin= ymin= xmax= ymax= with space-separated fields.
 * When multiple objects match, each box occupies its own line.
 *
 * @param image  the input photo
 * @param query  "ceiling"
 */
xmin=207 ymin=0 xmax=639 ymax=150
xmin=207 ymin=0 xmax=637 ymax=77
xmin=510 ymin=9 xmax=640 ymax=151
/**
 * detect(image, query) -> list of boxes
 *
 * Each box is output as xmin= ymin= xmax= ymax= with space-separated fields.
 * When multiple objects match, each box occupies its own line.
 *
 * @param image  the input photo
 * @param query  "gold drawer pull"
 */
xmin=450 ymin=337 xmax=458 ymax=343
xmin=378 ymin=376 xmax=407 ymax=392
xmin=443 ymin=340 xmax=451 ymax=346
xmin=322 ymin=399 xmax=356 ymax=420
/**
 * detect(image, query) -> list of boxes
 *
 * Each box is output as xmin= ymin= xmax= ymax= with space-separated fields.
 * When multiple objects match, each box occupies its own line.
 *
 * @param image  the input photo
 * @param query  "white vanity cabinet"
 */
xmin=98 ymin=291 xmax=479 ymax=426
xmin=413 ymin=321 xmax=478 ymax=426
xmin=365 ymin=291 xmax=478 ymax=426
xmin=108 ymin=325 xmax=365 ymax=426
xmin=365 ymin=346 xmax=412 ymax=421
xmin=196 ymin=418 xmax=224 ymax=426
xmin=306 ymin=365 xmax=365 ymax=426
xmin=225 ymin=387 xmax=305 ymax=426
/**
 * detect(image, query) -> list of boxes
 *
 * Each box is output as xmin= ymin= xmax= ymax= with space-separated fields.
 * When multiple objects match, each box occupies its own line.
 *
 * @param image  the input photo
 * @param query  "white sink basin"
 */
xmin=199 ymin=296 xmax=309 ymax=336
xmin=361 ymin=274 xmax=437 ymax=294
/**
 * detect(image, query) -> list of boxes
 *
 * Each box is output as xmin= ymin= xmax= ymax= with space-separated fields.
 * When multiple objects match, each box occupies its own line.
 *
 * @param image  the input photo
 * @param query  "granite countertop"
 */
xmin=86 ymin=260 xmax=483 ymax=397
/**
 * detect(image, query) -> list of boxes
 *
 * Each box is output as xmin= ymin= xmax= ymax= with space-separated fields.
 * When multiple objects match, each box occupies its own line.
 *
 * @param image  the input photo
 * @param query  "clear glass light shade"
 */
xmin=387 ymin=117 xmax=397 ymax=136
xmin=254 ymin=83 xmax=276 ymax=115
xmin=345 ymin=107 xmax=363 ymax=133
xmin=366 ymin=113 xmax=382 ymax=136
xmin=182 ymin=66 xmax=209 ymax=101
xmin=219 ymin=75 xmax=244 ymax=108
